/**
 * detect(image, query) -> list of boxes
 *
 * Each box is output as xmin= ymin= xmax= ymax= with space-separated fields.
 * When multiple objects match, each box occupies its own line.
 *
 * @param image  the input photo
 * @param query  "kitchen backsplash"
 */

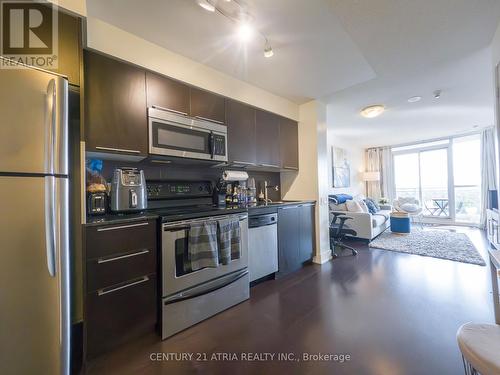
xmin=90 ymin=159 xmax=282 ymax=202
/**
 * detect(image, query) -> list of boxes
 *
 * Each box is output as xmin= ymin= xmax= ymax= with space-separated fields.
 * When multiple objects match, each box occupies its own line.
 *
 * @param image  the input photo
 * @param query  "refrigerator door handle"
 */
xmin=45 ymin=79 xmax=56 ymax=174
xmin=44 ymin=176 xmax=56 ymax=277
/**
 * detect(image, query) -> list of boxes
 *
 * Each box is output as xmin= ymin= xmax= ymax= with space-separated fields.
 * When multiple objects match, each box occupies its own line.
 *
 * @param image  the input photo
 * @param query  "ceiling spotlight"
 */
xmin=408 ymin=96 xmax=422 ymax=103
xmin=197 ymin=0 xmax=215 ymax=12
xmin=434 ymin=90 xmax=442 ymax=99
xmin=237 ymin=23 xmax=254 ymax=42
xmin=360 ymin=105 xmax=385 ymax=118
xmin=264 ymin=41 xmax=274 ymax=58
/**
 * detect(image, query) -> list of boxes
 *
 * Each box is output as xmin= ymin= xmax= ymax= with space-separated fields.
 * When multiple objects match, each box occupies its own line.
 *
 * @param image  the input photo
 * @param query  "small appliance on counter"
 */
xmin=111 ymin=168 xmax=147 ymax=212
xmin=87 ymin=191 xmax=107 ymax=216
xmin=86 ymin=159 xmax=108 ymax=216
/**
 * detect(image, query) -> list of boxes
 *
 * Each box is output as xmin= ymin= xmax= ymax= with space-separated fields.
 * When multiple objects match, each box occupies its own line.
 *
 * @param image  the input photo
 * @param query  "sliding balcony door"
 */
xmin=452 ymin=135 xmax=481 ymax=224
xmin=393 ymin=135 xmax=481 ymax=225
xmin=394 ymin=144 xmax=451 ymax=219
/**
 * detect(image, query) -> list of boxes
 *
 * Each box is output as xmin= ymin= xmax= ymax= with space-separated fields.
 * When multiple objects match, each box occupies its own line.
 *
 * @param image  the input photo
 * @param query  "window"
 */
xmin=393 ymin=134 xmax=481 ymax=224
xmin=394 ymin=147 xmax=449 ymax=218
xmin=452 ymin=135 xmax=481 ymax=223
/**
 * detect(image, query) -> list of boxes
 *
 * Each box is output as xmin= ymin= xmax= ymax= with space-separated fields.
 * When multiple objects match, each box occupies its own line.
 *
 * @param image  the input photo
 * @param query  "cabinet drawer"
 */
xmin=86 ymin=274 xmax=157 ymax=359
xmin=86 ymin=247 xmax=157 ymax=292
xmin=85 ymin=220 xmax=156 ymax=260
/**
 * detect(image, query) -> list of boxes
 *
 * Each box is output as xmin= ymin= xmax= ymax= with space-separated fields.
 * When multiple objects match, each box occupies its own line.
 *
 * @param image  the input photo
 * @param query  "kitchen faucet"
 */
xmin=264 ymin=180 xmax=279 ymax=204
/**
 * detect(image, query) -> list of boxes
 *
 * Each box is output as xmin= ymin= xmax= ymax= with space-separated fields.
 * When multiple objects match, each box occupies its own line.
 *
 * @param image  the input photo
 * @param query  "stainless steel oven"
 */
xmin=148 ymin=107 xmax=227 ymax=162
xmin=161 ymin=212 xmax=249 ymax=338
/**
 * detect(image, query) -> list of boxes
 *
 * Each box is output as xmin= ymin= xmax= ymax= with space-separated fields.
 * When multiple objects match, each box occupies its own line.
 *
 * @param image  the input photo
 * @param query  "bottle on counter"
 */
xmin=232 ymin=185 xmax=239 ymax=205
xmin=226 ymin=184 xmax=233 ymax=206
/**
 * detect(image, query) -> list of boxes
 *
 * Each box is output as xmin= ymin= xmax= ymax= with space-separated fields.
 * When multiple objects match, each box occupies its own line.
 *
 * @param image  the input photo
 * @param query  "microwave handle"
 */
xmin=209 ymin=132 xmax=215 ymax=159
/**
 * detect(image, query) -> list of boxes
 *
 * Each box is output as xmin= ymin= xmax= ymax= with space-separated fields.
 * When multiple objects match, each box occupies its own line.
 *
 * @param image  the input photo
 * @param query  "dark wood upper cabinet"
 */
xmin=145 ymin=71 xmax=190 ymax=115
xmin=55 ymin=11 xmax=81 ymax=86
xmin=84 ymin=51 xmax=148 ymax=156
xmin=226 ymin=100 xmax=256 ymax=165
xmin=279 ymin=118 xmax=299 ymax=170
xmin=190 ymin=87 xmax=225 ymax=124
xmin=255 ymin=110 xmax=281 ymax=168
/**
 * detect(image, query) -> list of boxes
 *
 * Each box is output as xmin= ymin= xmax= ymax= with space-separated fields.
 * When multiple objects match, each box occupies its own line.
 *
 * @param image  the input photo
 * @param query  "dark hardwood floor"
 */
xmin=86 ymin=227 xmax=495 ymax=375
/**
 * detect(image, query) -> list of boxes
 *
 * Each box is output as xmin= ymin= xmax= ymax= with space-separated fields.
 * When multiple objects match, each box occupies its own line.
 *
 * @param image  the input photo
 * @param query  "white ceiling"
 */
xmin=86 ymin=0 xmax=500 ymax=147
xmin=325 ymin=0 xmax=500 ymax=147
xmin=326 ymin=47 xmax=496 ymax=148
xmin=86 ymin=0 xmax=376 ymax=103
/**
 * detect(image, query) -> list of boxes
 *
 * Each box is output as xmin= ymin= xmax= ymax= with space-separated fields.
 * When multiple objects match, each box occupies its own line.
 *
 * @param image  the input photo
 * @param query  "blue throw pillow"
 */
xmin=364 ymin=199 xmax=378 ymax=214
xmin=367 ymin=198 xmax=380 ymax=211
xmin=330 ymin=194 xmax=353 ymax=204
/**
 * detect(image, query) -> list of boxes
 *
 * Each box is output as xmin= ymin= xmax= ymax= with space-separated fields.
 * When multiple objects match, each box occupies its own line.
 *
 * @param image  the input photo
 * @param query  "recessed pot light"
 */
xmin=360 ymin=105 xmax=385 ymax=118
xmin=408 ymin=96 xmax=422 ymax=103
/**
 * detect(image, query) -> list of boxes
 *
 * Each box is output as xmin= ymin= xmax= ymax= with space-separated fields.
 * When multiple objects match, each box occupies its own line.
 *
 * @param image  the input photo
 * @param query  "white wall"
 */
xmin=281 ymin=101 xmax=331 ymax=264
xmin=328 ymin=134 xmax=365 ymax=197
xmin=85 ymin=17 xmax=299 ymax=121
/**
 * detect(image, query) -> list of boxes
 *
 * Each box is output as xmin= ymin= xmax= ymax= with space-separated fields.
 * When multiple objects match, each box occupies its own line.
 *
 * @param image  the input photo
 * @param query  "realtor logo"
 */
xmin=1 ymin=0 xmax=58 ymax=68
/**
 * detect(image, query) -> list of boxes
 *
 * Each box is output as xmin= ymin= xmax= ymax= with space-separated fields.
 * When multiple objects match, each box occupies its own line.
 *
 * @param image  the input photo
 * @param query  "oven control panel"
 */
xmin=147 ymin=181 xmax=212 ymax=199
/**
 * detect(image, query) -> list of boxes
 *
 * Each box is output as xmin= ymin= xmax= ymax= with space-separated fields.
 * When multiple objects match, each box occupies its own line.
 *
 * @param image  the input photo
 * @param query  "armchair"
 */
xmin=393 ymin=197 xmax=423 ymax=225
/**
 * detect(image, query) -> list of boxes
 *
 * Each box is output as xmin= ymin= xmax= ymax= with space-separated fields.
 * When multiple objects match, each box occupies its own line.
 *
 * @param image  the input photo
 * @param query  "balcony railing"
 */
xmin=395 ymin=186 xmax=480 ymax=223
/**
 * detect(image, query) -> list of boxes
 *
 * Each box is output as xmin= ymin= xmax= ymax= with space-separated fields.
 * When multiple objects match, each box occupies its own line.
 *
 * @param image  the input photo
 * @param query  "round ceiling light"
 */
xmin=360 ymin=105 xmax=385 ymax=118
xmin=408 ymin=96 xmax=422 ymax=103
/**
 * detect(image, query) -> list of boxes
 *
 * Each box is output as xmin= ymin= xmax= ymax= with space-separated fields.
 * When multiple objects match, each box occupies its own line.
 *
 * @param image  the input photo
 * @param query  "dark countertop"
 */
xmin=84 ymin=200 xmax=316 ymax=226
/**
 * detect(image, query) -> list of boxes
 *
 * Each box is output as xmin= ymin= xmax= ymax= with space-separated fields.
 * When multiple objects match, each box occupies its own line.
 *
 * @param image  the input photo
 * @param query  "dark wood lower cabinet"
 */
xmin=298 ymin=204 xmax=315 ymax=262
xmin=86 ymin=274 xmax=157 ymax=359
xmin=84 ymin=220 xmax=158 ymax=359
xmin=276 ymin=203 xmax=315 ymax=277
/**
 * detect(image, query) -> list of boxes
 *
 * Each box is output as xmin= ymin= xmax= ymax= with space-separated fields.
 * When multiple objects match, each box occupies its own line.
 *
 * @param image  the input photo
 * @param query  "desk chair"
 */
xmin=330 ymin=212 xmax=358 ymax=258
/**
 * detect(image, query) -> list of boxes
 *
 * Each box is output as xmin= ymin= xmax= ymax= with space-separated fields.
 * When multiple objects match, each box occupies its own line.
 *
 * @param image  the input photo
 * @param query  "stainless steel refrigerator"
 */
xmin=0 ymin=59 xmax=70 ymax=374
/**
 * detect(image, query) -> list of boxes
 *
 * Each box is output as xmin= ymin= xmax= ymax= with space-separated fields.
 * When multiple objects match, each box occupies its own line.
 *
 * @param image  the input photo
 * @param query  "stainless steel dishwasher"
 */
xmin=248 ymin=213 xmax=278 ymax=282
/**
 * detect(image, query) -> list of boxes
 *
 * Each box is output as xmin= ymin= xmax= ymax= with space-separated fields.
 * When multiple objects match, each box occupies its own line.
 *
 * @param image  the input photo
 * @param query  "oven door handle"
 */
xmin=163 ymin=269 xmax=248 ymax=304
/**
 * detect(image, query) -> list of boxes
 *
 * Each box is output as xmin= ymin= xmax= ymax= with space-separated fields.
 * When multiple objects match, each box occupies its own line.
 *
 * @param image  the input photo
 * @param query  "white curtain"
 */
xmin=366 ymin=147 xmax=395 ymax=201
xmin=380 ymin=147 xmax=396 ymax=203
xmin=366 ymin=148 xmax=381 ymax=198
xmin=480 ymin=127 xmax=498 ymax=228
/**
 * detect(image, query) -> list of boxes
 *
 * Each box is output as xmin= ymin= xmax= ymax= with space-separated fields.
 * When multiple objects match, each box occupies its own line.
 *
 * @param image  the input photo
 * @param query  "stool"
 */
xmin=457 ymin=323 xmax=500 ymax=375
xmin=390 ymin=212 xmax=411 ymax=234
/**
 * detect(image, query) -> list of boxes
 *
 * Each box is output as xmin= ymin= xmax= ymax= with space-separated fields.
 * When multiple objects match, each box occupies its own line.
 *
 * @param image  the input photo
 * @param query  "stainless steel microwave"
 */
xmin=148 ymin=107 xmax=227 ymax=162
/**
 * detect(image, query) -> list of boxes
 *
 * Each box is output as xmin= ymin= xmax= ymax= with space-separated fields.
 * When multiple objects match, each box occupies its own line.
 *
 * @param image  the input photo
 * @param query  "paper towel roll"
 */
xmin=223 ymin=170 xmax=249 ymax=181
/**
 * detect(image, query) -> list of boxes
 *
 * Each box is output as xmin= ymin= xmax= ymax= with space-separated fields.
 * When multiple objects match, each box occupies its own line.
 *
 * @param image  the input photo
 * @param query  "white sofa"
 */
xmin=330 ymin=202 xmax=392 ymax=241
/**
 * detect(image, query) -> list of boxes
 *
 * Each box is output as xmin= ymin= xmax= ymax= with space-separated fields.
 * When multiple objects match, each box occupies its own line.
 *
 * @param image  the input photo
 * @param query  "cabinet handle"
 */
xmin=97 ymin=222 xmax=149 ymax=232
xmin=232 ymin=161 xmax=256 ymax=166
xmin=283 ymin=166 xmax=299 ymax=170
xmin=97 ymin=276 xmax=149 ymax=296
xmin=152 ymin=105 xmax=188 ymax=116
xmin=95 ymin=146 xmax=141 ymax=154
xmin=195 ymin=115 xmax=225 ymax=124
xmin=97 ymin=249 xmax=150 ymax=264
xmin=259 ymin=163 xmax=280 ymax=168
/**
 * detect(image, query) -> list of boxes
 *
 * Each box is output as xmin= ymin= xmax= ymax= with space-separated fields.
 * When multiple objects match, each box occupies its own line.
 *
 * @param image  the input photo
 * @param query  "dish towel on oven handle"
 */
xmin=188 ymin=220 xmax=219 ymax=271
xmin=217 ymin=218 xmax=241 ymax=265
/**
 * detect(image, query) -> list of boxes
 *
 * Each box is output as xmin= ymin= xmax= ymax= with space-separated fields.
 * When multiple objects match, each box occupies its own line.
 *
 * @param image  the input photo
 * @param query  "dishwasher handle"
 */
xmin=249 ymin=213 xmax=277 ymax=228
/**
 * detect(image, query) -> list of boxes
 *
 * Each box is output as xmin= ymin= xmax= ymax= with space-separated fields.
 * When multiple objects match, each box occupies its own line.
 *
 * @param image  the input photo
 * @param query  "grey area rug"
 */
xmin=370 ymin=228 xmax=485 ymax=266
